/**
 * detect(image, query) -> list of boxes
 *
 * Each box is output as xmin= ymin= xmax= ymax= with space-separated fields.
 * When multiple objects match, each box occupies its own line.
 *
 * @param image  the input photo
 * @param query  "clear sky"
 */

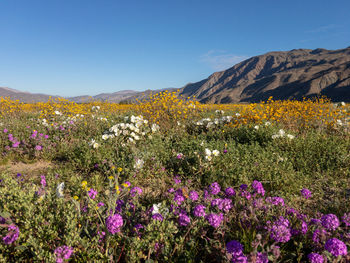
xmin=0 ymin=0 xmax=349 ymax=97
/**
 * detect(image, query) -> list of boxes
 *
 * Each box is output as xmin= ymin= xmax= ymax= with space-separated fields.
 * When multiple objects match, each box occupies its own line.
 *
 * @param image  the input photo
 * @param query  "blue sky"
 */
xmin=0 ymin=0 xmax=349 ymax=97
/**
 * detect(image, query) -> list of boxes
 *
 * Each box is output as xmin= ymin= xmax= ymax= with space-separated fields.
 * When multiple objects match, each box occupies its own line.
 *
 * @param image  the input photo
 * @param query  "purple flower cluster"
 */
xmin=40 ymin=175 xmax=46 ymax=187
xmin=189 ymin=190 xmax=199 ymax=201
xmin=307 ymin=253 xmax=324 ymax=263
xmin=209 ymin=182 xmax=221 ymax=195
xmin=324 ymin=238 xmax=347 ymax=257
xmin=2 ymin=224 xmax=19 ymax=245
xmin=266 ymin=196 xmax=285 ymax=206
xmin=342 ymin=213 xmax=350 ymax=227
xmin=130 ymin=187 xmax=142 ymax=197
xmin=88 ymin=188 xmax=97 ymax=199
xmin=226 ymin=240 xmax=247 ymax=262
xmin=178 ymin=213 xmax=191 ymax=226
xmin=256 ymin=252 xmax=268 ymax=263
xmin=152 ymin=213 xmax=163 ymax=221
xmin=225 ymin=187 xmax=236 ymax=197
xmin=321 ymin=214 xmax=339 ymax=231
xmin=206 ymin=213 xmax=223 ymax=228
xmin=211 ymin=198 xmax=232 ymax=212
xmin=174 ymin=189 xmax=185 ymax=205
xmin=301 ymin=188 xmax=312 ymax=199
xmin=269 ymin=217 xmax=291 ymax=243
xmin=252 ymin=180 xmax=265 ymax=196
xmin=106 ymin=214 xmax=123 ymax=234
xmin=193 ymin=205 xmax=206 ymax=217
xmin=54 ymin=245 xmax=74 ymax=263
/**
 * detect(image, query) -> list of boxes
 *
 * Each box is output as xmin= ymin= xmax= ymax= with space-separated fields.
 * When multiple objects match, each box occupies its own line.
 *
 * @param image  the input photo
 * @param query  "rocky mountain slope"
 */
xmin=179 ymin=47 xmax=350 ymax=103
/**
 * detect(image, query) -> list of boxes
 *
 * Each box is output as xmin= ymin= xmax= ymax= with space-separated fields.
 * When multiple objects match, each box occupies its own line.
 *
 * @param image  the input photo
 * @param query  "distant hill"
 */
xmin=179 ymin=47 xmax=350 ymax=103
xmin=0 ymin=87 xmax=55 ymax=102
xmin=0 ymin=87 xmax=177 ymax=103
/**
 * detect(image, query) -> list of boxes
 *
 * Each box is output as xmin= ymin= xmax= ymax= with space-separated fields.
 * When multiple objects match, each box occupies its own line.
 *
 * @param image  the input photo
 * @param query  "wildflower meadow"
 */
xmin=0 ymin=92 xmax=349 ymax=262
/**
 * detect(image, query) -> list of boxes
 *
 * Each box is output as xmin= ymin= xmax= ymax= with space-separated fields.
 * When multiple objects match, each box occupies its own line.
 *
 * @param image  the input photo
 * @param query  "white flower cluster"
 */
xmin=272 ymin=129 xmax=295 ymax=140
xmin=134 ymin=158 xmax=144 ymax=170
xmin=204 ymin=148 xmax=219 ymax=161
xmin=91 ymin=105 xmax=100 ymax=111
xmin=89 ymin=139 xmax=100 ymax=149
xmin=97 ymin=115 xmax=160 ymax=144
xmin=194 ymin=115 xmax=238 ymax=129
xmin=215 ymin=110 xmax=225 ymax=114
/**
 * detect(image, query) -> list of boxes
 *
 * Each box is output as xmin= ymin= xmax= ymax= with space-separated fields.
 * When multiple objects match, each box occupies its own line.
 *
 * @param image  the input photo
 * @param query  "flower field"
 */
xmin=0 ymin=92 xmax=350 ymax=262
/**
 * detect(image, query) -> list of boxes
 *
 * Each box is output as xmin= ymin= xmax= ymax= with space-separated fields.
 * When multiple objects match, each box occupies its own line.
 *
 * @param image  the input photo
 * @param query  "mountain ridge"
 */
xmin=179 ymin=47 xmax=350 ymax=103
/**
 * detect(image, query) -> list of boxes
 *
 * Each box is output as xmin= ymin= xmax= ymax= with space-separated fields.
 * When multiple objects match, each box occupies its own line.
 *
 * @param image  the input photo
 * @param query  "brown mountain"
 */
xmin=0 ymin=87 xmax=56 ymax=102
xmin=0 ymin=87 xmax=177 ymax=103
xmin=179 ymin=47 xmax=350 ymax=103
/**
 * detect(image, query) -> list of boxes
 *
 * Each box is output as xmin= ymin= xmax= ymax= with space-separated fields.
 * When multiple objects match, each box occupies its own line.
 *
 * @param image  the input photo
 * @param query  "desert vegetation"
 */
xmin=0 ymin=92 xmax=349 ymax=262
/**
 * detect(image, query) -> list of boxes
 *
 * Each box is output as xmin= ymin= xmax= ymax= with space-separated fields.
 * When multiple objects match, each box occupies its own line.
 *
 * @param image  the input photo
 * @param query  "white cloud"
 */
xmin=306 ymin=24 xmax=338 ymax=34
xmin=200 ymin=50 xmax=249 ymax=71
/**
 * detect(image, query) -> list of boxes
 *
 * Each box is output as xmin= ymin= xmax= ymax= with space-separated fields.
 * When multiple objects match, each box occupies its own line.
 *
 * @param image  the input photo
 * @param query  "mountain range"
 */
xmin=1 ymin=47 xmax=350 ymax=103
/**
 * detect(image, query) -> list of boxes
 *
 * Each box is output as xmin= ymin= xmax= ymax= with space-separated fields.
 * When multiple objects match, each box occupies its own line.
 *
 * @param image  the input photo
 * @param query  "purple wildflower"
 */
xmin=189 ymin=190 xmax=199 ymax=201
xmin=193 ymin=205 xmax=206 ymax=217
xmin=266 ymin=196 xmax=285 ymax=206
xmin=232 ymin=253 xmax=248 ymax=263
xmin=174 ymin=192 xmax=185 ymax=205
xmin=12 ymin=141 xmax=20 ymax=148
xmin=2 ymin=224 xmax=19 ymax=245
xmin=40 ymin=175 xmax=46 ymax=187
xmin=226 ymin=240 xmax=243 ymax=255
xmin=217 ymin=198 xmax=233 ymax=212
xmin=269 ymin=217 xmax=291 ymax=243
xmin=240 ymin=184 xmax=248 ymax=191
xmin=176 ymin=153 xmax=183 ymax=159
xmin=225 ymin=187 xmax=236 ymax=197
xmin=152 ymin=213 xmax=163 ymax=221
xmin=211 ymin=198 xmax=222 ymax=207
xmin=106 ymin=214 xmax=123 ymax=234
xmin=321 ymin=214 xmax=339 ymax=231
xmin=324 ymin=238 xmax=347 ymax=257
xmin=301 ymin=188 xmax=312 ymax=199
xmin=88 ymin=188 xmax=97 ymax=199
xmin=342 ymin=213 xmax=350 ymax=227
xmin=35 ymin=145 xmax=42 ymax=151
xmin=115 ymin=199 xmax=124 ymax=213
xmin=97 ymin=202 xmax=105 ymax=207
xmin=223 ymin=149 xmax=228 ymax=154
xmin=130 ymin=187 xmax=143 ymax=197
xmin=44 ymin=135 xmax=49 ymax=139
xmin=240 ymin=190 xmax=251 ymax=200
xmin=206 ymin=213 xmax=223 ymax=228
xmin=174 ymin=176 xmax=181 ymax=184
xmin=178 ymin=213 xmax=191 ymax=226
xmin=209 ymin=182 xmax=221 ymax=195
xmin=252 ymin=180 xmax=265 ymax=196
xmin=54 ymin=245 xmax=74 ymax=263
xmin=3 ymin=129 xmax=8 ymax=133
xmin=308 ymin=253 xmax=324 ymax=263
xmin=168 ymin=188 xmax=175 ymax=193
xmin=256 ymin=252 xmax=268 ymax=263
xmin=312 ymin=228 xmax=327 ymax=244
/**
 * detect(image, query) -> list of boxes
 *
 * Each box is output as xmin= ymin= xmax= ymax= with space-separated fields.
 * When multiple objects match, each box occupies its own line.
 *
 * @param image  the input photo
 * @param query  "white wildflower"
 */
xmin=212 ymin=150 xmax=220 ymax=157
xmin=286 ymin=134 xmax=295 ymax=139
xmin=102 ymin=134 xmax=109 ymax=140
xmin=134 ymin=159 xmax=144 ymax=170
xmin=205 ymin=148 xmax=212 ymax=156
xmin=56 ymin=182 xmax=65 ymax=198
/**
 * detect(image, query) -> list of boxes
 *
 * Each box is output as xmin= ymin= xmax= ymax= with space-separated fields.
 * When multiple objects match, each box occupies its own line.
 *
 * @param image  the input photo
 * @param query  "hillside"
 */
xmin=180 ymin=47 xmax=350 ymax=103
